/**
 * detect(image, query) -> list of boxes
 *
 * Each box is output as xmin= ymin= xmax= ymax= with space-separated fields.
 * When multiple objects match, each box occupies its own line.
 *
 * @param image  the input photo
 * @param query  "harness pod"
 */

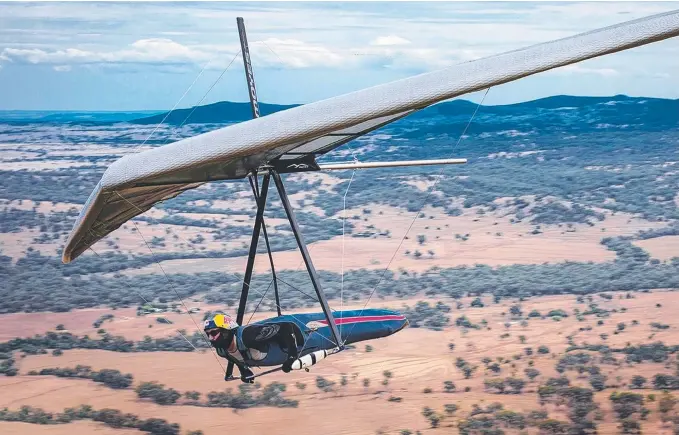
xmin=232 ymin=325 xmax=292 ymax=368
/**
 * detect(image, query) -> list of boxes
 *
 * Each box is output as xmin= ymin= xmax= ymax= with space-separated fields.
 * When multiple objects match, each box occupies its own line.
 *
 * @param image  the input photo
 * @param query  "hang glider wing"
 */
xmin=62 ymin=9 xmax=679 ymax=263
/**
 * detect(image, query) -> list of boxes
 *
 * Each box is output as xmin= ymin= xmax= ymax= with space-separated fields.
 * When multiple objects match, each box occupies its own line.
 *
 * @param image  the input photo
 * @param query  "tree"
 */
xmin=484 ymin=379 xmax=505 ymax=394
xmin=421 ymin=406 xmax=440 ymax=428
xmin=443 ymin=381 xmax=456 ymax=393
xmin=184 ymin=391 xmax=201 ymax=401
xmin=658 ymin=393 xmax=677 ymax=423
xmin=462 ymin=365 xmax=475 ymax=379
xmin=505 ymin=377 xmax=525 ymax=394
xmin=610 ymin=391 xmax=644 ymax=422
xmin=619 ymin=418 xmax=641 ymax=434
xmin=525 ymin=368 xmax=541 ymax=381
xmin=510 ymin=304 xmax=522 ymax=317
xmin=135 ymin=382 xmax=180 ymax=405
xmin=444 ymin=404 xmax=458 ymax=416
xmin=382 ymin=370 xmax=393 ymax=386
xmin=630 ymin=376 xmax=646 ymax=389
xmin=316 ymin=376 xmax=335 ymax=392
xmin=590 ymin=374 xmax=607 ymax=392
xmin=92 ymin=369 xmax=133 ymax=389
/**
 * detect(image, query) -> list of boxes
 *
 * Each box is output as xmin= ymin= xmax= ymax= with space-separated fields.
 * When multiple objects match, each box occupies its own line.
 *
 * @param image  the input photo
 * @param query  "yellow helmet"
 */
xmin=203 ymin=313 xmax=239 ymax=331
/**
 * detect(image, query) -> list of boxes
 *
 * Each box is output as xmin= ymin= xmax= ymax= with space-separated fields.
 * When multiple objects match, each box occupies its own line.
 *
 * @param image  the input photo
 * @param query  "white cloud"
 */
xmin=1 ymin=2 xmax=677 ymax=77
xmin=1 ymin=1 xmax=679 ymax=110
xmin=159 ymin=31 xmax=192 ymax=36
xmin=53 ymin=65 xmax=71 ymax=72
xmin=0 ymin=33 xmax=477 ymax=72
xmin=1 ymin=38 xmax=215 ymax=66
xmin=558 ymin=65 xmax=620 ymax=77
xmin=252 ymin=38 xmax=346 ymax=68
xmin=370 ymin=35 xmax=411 ymax=46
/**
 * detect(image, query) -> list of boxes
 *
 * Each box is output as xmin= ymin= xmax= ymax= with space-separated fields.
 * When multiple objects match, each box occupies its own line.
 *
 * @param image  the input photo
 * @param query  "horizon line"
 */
xmin=1 ymin=93 xmax=676 ymax=114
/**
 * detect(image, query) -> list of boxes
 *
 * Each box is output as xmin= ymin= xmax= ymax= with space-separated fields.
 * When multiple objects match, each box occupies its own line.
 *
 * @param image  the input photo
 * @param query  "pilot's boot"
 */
xmin=239 ymin=366 xmax=255 ymax=383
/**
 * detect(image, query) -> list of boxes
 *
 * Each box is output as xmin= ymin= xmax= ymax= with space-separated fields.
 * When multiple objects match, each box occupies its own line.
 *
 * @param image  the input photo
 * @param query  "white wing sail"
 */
xmin=62 ymin=9 xmax=679 ymax=263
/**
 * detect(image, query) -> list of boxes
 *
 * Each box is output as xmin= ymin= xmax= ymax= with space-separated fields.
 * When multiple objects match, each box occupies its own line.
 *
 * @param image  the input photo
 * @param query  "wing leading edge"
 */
xmin=62 ymin=9 xmax=679 ymax=263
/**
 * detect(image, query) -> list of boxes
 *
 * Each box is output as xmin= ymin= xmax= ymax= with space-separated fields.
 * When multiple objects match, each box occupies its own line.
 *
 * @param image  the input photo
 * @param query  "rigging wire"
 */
xmin=112 ymin=169 xmax=335 ymax=334
xmin=112 ymin=192 xmax=226 ymax=372
xmin=133 ymin=47 xmax=241 ymax=155
xmin=239 ymin=279 xmax=340 ymax=348
xmin=340 ymin=169 xmax=356 ymax=337
xmin=129 ymin=219 xmax=226 ymax=371
xmin=341 ymin=88 xmax=492 ymax=344
xmin=114 ymin=188 xmax=339 ymax=348
xmin=132 ymin=57 xmax=215 ymax=154
xmin=158 ymin=51 xmax=242 ymax=144
xmin=87 ymin=247 xmax=215 ymax=365
xmin=256 ymin=40 xmax=362 ymax=163
xmin=246 ymin=277 xmax=275 ymax=325
xmin=103 ymin=38 xmax=403 ymax=361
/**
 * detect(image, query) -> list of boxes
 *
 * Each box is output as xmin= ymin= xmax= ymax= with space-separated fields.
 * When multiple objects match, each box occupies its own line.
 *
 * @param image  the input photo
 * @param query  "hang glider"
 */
xmin=62 ymin=9 xmax=679 ymax=264
xmin=61 ymin=10 xmax=679 ymax=382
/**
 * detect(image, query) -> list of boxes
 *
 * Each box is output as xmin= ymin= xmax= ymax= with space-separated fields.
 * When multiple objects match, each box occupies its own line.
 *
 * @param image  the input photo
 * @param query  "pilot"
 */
xmin=203 ymin=313 xmax=300 ymax=383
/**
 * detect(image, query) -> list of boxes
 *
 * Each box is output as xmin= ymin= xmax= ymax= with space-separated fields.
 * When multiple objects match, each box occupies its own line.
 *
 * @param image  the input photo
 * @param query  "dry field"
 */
xmin=3 ymin=291 xmax=679 ymax=434
xmin=97 ymin=202 xmax=665 ymax=278
xmin=3 ymin=145 xmax=679 ymax=434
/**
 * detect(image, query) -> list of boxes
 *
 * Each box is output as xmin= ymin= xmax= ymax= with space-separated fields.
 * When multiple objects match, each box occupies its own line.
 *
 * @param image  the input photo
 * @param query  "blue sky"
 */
xmin=1 ymin=1 xmax=678 ymax=111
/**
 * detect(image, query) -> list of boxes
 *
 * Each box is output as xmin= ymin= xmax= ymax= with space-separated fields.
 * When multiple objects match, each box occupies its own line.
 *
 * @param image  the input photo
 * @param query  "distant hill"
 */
xmin=0 ymin=110 xmax=162 ymax=124
xmin=130 ymin=101 xmax=299 ymax=125
xmin=129 ymin=94 xmax=679 ymax=128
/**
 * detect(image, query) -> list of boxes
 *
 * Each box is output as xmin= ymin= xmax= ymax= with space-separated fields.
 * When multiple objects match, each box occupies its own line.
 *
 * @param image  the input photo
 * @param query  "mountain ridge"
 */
xmin=129 ymin=94 xmax=679 ymax=126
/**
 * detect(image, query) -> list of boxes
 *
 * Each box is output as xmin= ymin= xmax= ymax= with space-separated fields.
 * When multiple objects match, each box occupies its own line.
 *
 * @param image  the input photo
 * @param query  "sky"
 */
xmin=0 ymin=1 xmax=678 ymax=111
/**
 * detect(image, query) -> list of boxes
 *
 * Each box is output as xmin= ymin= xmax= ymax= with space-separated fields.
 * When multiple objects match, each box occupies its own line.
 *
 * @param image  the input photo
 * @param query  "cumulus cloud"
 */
xmin=0 ymin=2 xmax=676 ymax=84
xmin=252 ymin=38 xmax=346 ymax=68
xmin=558 ymin=65 xmax=620 ymax=77
xmin=370 ymin=35 xmax=411 ymax=46
xmin=0 ymin=33 xmax=481 ymax=73
xmin=1 ymin=38 xmax=216 ymax=66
